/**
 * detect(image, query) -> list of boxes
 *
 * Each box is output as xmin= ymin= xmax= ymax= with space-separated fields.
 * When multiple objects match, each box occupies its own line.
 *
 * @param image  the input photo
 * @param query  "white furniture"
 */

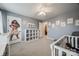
xmin=0 ymin=34 xmax=9 ymax=56
xmin=25 ymin=28 xmax=40 ymax=41
xmin=53 ymin=45 xmax=78 ymax=56
xmin=50 ymin=35 xmax=79 ymax=56
xmin=66 ymin=36 xmax=79 ymax=49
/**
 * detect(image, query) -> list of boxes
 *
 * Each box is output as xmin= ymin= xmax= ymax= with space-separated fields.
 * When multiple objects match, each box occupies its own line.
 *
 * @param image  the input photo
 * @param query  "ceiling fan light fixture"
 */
xmin=38 ymin=11 xmax=46 ymax=16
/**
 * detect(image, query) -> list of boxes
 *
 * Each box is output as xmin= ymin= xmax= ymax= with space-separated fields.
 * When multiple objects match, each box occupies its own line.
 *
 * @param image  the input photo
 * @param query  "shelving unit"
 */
xmin=25 ymin=28 xmax=40 ymax=41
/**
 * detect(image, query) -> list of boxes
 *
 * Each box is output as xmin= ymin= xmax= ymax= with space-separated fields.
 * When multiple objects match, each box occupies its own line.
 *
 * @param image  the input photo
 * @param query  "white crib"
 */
xmin=50 ymin=35 xmax=79 ymax=56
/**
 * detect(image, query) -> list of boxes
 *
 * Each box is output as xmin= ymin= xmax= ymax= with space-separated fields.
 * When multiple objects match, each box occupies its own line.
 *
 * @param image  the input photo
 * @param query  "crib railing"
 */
xmin=66 ymin=36 xmax=79 ymax=49
xmin=50 ymin=35 xmax=79 ymax=56
xmin=53 ymin=45 xmax=79 ymax=56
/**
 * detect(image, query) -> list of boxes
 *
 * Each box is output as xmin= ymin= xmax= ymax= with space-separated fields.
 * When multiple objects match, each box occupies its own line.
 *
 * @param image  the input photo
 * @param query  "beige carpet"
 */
xmin=9 ymin=37 xmax=53 ymax=56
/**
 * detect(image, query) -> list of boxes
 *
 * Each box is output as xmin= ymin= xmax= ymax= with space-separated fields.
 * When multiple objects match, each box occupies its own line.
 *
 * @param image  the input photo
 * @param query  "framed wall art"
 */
xmin=61 ymin=22 xmax=66 ymax=27
xmin=48 ymin=22 xmax=51 ymax=26
xmin=56 ymin=20 xmax=60 ymax=25
xmin=7 ymin=16 xmax=22 ymax=44
xmin=67 ymin=18 xmax=73 ymax=24
xmin=75 ymin=20 xmax=79 ymax=26
xmin=52 ymin=23 xmax=55 ymax=28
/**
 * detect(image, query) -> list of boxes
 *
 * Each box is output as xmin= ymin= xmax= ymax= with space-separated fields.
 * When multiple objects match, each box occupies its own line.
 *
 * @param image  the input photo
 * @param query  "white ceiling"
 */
xmin=0 ymin=3 xmax=79 ymax=20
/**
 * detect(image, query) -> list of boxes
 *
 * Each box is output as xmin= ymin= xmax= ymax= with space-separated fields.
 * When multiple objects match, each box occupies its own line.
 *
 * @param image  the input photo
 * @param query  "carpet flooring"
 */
xmin=9 ymin=37 xmax=53 ymax=56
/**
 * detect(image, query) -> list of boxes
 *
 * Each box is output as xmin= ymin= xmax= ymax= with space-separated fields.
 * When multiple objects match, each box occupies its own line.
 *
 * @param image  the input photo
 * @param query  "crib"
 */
xmin=50 ymin=35 xmax=79 ymax=56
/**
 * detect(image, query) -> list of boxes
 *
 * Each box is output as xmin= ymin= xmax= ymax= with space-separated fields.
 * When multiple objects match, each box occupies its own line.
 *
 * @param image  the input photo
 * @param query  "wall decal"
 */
xmin=7 ymin=16 xmax=22 ymax=43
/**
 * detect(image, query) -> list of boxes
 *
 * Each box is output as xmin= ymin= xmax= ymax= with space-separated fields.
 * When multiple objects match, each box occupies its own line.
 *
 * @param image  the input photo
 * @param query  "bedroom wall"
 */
xmin=7 ymin=11 xmax=39 ymax=40
xmin=0 ymin=9 xmax=39 ymax=40
xmin=48 ymin=9 xmax=79 ymax=40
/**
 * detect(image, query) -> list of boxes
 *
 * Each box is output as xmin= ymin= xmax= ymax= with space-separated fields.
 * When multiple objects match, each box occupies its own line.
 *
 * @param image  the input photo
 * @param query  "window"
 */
xmin=0 ymin=11 xmax=3 ymax=34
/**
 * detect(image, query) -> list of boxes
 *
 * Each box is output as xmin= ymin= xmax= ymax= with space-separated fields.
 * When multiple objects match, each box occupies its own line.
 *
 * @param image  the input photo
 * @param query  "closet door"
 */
xmin=0 ymin=11 xmax=3 ymax=34
xmin=7 ymin=16 xmax=22 ymax=44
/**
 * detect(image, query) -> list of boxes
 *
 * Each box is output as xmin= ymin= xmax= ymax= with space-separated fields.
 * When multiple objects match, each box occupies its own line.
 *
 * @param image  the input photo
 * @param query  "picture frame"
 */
xmin=52 ymin=23 xmax=55 ymax=28
xmin=48 ymin=22 xmax=51 ymax=26
xmin=61 ymin=22 xmax=66 ymax=27
xmin=56 ymin=20 xmax=60 ymax=25
xmin=75 ymin=20 xmax=79 ymax=26
xmin=67 ymin=18 xmax=73 ymax=24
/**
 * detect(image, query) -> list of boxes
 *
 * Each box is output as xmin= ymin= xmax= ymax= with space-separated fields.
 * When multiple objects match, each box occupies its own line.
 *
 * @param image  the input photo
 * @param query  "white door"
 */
xmin=7 ymin=16 xmax=22 ymax=44
xmin=39 ymin=22 xmax=48 ymax=38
